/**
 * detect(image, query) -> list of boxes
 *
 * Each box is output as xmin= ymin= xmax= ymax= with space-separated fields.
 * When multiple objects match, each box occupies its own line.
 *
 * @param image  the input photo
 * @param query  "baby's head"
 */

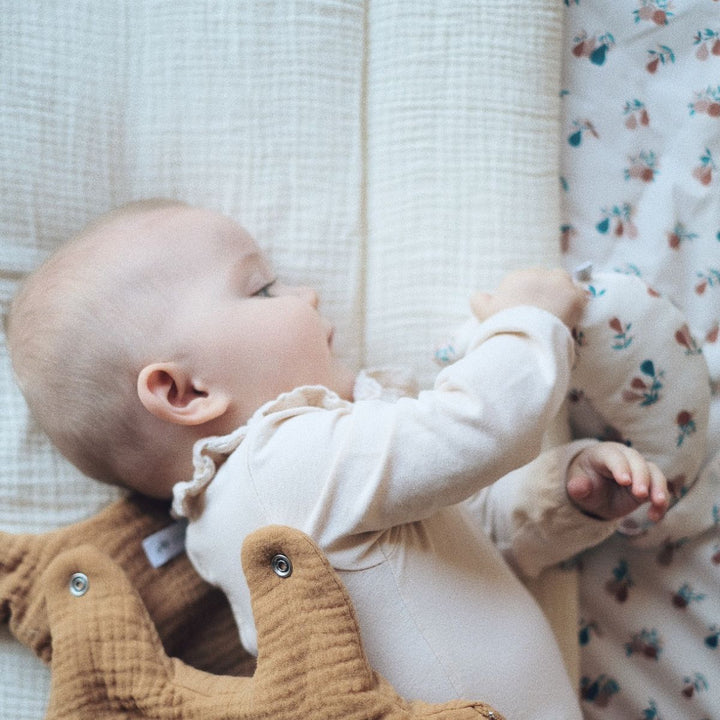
xmin=6 ymin=200 xmax=354 ymax=498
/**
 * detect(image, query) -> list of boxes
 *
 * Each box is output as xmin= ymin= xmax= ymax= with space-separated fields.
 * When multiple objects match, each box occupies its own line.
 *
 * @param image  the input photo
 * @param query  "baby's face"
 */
xmin=127 ymin=206 xmax=355 ymax=427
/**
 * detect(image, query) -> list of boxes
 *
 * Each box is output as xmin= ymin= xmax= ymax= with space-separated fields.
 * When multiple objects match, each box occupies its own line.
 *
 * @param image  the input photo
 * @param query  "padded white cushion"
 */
xmin=363 ymin=1 xmax=564 ymax=387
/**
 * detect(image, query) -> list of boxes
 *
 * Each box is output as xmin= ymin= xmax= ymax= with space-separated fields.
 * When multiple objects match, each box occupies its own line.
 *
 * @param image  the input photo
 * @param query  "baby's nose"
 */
xmin=299 ymin=286 xmax=320 ymax=308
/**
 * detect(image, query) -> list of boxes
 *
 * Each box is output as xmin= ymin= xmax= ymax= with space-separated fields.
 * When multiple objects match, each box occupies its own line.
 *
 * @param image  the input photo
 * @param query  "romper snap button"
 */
xmin=271 ymin=553 xmax=292 ymax=578
xmin=69 ymin=572 xmax=89 ymax=597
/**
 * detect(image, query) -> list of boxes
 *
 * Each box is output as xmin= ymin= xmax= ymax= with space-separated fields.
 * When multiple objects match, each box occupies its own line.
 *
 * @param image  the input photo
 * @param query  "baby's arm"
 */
xmin=241 ymin=272 xmax=586 ymax=543
xmin=234 ymin=268 xmax=585 ymax=547
xmin=566 ymin=442 xmax=668 ymax=523
xmin=469 ymin=439 xmax=670 ymax=578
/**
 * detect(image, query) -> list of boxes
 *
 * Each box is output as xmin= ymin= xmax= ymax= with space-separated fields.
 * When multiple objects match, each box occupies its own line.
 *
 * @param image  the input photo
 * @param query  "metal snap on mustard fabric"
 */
xmin=271 ymin=553 xmax=292 ymax=578
xmin=69 ymin=572 xmax=89 ymax=597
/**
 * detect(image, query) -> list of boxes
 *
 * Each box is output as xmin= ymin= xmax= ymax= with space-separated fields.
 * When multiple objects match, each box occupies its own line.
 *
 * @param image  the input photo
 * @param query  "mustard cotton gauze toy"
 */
xmin=0 ymin=494 xmax=504 ymax=720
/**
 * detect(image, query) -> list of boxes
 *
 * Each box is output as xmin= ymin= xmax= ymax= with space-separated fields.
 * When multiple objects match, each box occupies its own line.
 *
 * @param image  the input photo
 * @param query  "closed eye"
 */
xmin=255 ymin=280 xmax=276 ymax=297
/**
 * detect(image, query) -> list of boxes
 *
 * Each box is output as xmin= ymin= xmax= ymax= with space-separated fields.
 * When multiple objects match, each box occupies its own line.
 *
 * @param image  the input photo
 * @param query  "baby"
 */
xmin=5 ymin=200 xmax=668 ymax=720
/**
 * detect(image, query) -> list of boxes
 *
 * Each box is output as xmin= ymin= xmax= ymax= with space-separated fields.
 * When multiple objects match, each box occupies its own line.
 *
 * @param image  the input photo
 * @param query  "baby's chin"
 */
xmin=331 ymin=361 xmax=357 ymax=401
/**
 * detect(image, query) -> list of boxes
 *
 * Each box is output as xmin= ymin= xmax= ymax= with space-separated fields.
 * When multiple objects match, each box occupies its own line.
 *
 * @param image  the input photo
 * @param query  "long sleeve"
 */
xmin=245 ymin=306 xmax=575 ymax=550
xmin=467 ymin=439 xmax=621 ymax=578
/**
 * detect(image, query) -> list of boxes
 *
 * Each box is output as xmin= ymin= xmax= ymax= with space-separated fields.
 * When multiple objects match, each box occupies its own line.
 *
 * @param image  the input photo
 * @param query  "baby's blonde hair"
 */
xmin=6 ymin=199 xmax=188 ymax=489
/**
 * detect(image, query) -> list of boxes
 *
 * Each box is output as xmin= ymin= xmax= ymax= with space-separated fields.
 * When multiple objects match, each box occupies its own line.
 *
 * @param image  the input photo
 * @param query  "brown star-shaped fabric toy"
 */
xmin=1 ymin=494 xmax=504 ymax=719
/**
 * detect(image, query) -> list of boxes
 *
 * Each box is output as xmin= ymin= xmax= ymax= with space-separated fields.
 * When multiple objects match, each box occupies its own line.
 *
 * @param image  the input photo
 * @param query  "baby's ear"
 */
xmin=137 ymin=363 xmax=229 ymax=426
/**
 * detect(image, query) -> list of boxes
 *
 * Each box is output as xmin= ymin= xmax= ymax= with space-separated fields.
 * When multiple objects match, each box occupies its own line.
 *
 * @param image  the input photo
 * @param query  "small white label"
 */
xmin=142 ymin=519 xmax=188 ymax=568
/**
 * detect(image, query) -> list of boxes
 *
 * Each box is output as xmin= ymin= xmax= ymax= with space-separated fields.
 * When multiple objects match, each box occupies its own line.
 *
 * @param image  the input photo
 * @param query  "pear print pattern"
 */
xmin=561 ymin=0 xmax=720 ymax=717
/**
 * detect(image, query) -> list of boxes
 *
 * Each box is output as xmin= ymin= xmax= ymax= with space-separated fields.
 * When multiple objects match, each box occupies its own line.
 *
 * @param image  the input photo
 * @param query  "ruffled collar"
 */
xmin=172 ymin=368 xmax=417 ymax=519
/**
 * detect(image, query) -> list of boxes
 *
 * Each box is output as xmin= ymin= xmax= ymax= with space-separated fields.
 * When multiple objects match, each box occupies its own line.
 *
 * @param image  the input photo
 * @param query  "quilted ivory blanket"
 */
xmin=1 ymin=1 xmax=567 ymax=717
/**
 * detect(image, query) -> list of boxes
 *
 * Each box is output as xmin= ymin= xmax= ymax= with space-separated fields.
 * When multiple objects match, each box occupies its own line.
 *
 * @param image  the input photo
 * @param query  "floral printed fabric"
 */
xmin=560 ymin=0 xmax=720 ymax=382
xmin=560 ymin=1 xmax=720 ymax=718
xmin=569 ymin=271 xmax=710 ymax=537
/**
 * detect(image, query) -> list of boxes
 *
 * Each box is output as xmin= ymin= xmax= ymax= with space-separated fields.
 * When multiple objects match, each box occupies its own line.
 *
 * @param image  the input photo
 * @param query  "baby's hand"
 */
xmin=470 ymin=268 xmax=587 ymax=329
xmin=566 ymin=442 xmax=669 ymax=523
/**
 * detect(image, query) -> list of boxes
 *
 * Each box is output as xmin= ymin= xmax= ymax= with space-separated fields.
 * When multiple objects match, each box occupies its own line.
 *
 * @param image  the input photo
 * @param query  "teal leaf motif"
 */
xmin=641 ymin=360 xmax=655 ymax=376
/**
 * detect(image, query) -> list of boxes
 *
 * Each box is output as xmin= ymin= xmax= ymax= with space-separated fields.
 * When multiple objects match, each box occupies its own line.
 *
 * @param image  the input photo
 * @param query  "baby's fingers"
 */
xmin=596 ymin=444 xmax=637 ymax=489
xmin=626 ymin=455 xmax=653 ymax=502
xmin=599 ymin=444 xmax=670 ymax=522
xmin=608 ymin=445 xmax=661 ymax=502
xmin=622 ymin=450 xmax=669 ymax=521
xmin=645 ymin=462 xmax=669 ymax=522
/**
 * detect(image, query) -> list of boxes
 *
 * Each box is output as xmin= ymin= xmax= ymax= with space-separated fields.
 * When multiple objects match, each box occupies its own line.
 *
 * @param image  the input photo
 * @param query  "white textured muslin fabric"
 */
xmin=0 ymin=2 xmax=365 ymax=716
xmin=365 ymin=0 xmax=564 ymax=386
xmin=0 ymin=1 xmax=566 ymax=716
